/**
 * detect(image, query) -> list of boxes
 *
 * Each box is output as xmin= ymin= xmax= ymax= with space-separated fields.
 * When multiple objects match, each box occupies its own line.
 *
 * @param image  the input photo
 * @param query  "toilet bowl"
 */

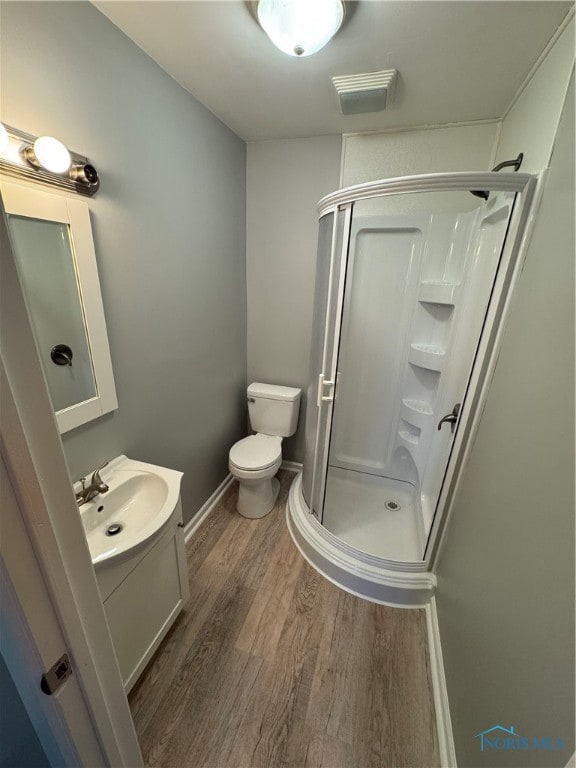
xmin=229 ymin=434 xmax=283 ymax=518
xmin=229 ymin=383 xmax=301 ymax=518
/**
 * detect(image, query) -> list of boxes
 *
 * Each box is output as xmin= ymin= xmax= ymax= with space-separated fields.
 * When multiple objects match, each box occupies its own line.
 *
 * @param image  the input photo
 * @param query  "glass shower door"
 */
xmin=312 ymin=189 xmax=518 ymax=560
xmin=303 ymin=204 xmax=352 ymax=521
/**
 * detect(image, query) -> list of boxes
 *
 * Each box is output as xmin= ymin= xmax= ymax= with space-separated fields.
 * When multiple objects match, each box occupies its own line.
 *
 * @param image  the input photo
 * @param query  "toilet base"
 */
xmin=237 ymin=476 xmax=280 ymax=519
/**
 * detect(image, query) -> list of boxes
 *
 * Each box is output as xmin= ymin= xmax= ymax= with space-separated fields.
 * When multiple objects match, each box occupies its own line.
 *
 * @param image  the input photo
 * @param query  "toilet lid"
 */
xmin=230 ymin=434 xmax=282 ymax=471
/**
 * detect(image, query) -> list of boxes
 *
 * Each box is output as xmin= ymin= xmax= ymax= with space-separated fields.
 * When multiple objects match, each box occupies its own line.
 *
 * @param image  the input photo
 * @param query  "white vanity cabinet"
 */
xmin=95 ymin=498 xmax=189 ymax=692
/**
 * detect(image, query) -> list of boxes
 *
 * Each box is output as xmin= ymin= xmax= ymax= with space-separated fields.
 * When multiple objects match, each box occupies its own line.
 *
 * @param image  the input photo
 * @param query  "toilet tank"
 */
xmin=247 ymin=383 xmax=301 ymax=437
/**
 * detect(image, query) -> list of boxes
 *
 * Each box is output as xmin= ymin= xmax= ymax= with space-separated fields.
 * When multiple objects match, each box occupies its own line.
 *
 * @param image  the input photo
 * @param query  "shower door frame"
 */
xmin=308 ymin=170 xmax=540 ymax=572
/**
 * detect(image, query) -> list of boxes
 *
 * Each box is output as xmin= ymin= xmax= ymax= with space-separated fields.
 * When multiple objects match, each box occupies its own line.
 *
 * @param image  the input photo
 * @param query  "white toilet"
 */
xmin=229 ymin=382 xmax=301 ymax=518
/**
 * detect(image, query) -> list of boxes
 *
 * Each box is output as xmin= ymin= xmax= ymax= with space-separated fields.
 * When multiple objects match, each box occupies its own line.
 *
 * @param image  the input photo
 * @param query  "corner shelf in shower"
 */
xmin=398 ymin=424 xmax=421 ymax=446
xmin=408 ymin=343 xmax=446 ymax=371
xmin=418 ymin=282 xmax=458 ymax=305
xmin=401 ymin=398 xmax=433 ymax=415
xmin=401 ymin=398 xmax=434 ymax=429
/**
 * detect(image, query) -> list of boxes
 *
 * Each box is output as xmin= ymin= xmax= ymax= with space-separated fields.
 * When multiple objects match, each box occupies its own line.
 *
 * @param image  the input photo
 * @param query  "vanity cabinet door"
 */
xmin=103 ymin=529 xmax=186 ymax=692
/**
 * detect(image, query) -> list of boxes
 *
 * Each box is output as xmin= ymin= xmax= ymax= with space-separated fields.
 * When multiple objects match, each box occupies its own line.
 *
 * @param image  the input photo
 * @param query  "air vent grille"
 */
xmin=332 ymin=69 xmax=398 ymax=115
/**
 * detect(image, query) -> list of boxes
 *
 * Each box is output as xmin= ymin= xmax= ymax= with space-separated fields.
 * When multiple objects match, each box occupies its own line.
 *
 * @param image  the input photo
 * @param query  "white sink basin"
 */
xmin=77 ymin=455 xmax=183 ymax=565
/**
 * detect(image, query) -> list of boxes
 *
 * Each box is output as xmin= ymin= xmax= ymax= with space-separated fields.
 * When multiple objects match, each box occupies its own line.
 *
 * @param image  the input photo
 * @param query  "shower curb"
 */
xmin=286 ymin=473 xmax=436 ymax=607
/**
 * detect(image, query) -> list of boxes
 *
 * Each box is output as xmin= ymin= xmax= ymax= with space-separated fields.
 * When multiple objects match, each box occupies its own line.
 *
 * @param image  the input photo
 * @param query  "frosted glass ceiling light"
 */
xmin=23 ymin=135 xmax=71 ymax=173
xmin=0 ymin=123 xmax=9 ymax=153
xmin=257 ymin=0 xmax=344 ymax=57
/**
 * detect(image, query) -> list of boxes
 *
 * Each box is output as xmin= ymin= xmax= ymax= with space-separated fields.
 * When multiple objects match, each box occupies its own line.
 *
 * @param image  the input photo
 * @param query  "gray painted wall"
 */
xmin=246 ymin=137 xmax=342 ymax=463
xmin=435 ymin=75 xmax=575 ymax=767
xmin=1 ymin=2 xmax=247 ymax=524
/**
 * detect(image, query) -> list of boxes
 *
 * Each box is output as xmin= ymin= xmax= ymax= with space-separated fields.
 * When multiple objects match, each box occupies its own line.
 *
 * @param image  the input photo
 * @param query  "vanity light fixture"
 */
xmin=256 ymin=0 xmax=345 ymax=57
xmin=22 ymin=135 xmax=72 ymax=174
xmin=0 ymin=124 xmax=100 ymax=196
xmin=69 ymin=163 xmax=99 ymax=185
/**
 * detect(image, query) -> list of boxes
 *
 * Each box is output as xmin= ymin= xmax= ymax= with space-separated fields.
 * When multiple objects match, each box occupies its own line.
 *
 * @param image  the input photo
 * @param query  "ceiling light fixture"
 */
xmin=257 ymin=0 xmax=345 ymax=57
xmin=22 ymin=135 xmax=72 ymax=174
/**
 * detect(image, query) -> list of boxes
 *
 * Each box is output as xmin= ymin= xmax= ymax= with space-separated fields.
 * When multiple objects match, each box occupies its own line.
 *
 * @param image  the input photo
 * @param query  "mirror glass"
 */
xmin=7 ymin=215 xmax=97 ymax=411
xmin=2 ymin=180 xmax=117 ymax=433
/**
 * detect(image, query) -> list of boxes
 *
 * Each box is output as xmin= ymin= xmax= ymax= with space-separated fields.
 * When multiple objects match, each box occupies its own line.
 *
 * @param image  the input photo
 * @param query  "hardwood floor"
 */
xmin=129 ymin=471 xmax=440 ymax=768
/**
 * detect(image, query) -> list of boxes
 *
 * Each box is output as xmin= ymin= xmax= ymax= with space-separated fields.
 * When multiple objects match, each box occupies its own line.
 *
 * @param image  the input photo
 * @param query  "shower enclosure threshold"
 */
xmin=287 ymin=473 xmax=436 ymax=608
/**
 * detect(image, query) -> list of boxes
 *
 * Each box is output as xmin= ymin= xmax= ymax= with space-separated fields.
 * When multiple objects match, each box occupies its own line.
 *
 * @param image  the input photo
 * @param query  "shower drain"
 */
xmin=384 ymin=500 xmax=401 ymax=511
xmin=106 ymin=522 xmax=124 ymax=536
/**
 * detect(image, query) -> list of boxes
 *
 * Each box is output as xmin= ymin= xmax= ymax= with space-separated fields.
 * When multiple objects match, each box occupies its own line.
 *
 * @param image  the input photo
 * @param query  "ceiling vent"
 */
xmin=332 ymin=69 xmax=397 ymax=115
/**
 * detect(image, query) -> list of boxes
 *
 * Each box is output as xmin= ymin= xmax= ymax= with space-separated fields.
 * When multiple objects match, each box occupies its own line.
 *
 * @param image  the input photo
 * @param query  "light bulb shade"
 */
xmin=257 ymin=0 xmax=344 ymax=57
xmin=0 ymin=123 xmax=9 ymax=153
xmin=31 ymin=136 xmax=71 ymax=173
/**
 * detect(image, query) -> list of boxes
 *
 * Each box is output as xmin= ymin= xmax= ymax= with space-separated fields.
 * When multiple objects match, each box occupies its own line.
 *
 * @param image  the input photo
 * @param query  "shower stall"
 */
xmin=287 ymin=170 xmax=538 ymax=605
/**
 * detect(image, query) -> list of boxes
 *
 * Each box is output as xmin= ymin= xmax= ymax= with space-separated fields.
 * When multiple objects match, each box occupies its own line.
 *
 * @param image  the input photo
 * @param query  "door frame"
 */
xmin=1 ymin=200 xmax=143 ymax=766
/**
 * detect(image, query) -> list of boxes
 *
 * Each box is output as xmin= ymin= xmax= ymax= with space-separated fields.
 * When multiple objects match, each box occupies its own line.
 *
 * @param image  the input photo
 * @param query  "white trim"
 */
xmin=501 ymin=7 xmax=575 ymax=121
xmin=183 ymin=474 xmax=234 ymax=543
xmin=317 ymin=171 xmax=532 ymax=215
xmin=1 ymin=180 xmax=118 ymax=433
xmin=425 ymin=598 xmax=457 ymax=768
xmin=281 ymin=460 xmax=303 ymax=473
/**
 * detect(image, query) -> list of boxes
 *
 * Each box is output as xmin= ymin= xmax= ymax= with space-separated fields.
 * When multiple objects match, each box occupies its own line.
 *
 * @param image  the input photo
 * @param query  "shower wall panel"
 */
xmin=328 ymin=199 xmax=510 ymax=500
xmin=329 ymin=219 xmax=423 ymax=475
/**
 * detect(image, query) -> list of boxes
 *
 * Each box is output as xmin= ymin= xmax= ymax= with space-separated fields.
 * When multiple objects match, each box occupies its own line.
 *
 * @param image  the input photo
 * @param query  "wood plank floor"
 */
xmin=129 ymin=471 xmax=440 ymax=768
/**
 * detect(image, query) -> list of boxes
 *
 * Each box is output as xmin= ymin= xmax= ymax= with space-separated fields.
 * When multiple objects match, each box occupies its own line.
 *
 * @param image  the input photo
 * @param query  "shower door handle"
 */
xmin=437 ymin=403 xmax=461 ymax=433
xmin=317 ymin=374 xmax=335 ymax=406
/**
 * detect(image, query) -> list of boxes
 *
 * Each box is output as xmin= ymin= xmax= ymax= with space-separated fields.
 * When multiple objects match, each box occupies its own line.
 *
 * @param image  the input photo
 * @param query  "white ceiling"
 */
xmin=93 ymin=1 xmax=572 ymax=141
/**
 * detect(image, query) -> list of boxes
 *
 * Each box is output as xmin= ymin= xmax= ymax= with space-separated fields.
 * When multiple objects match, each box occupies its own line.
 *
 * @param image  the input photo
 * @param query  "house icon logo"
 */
xmin=475 ymin=724 xmax=566 ymax=753
xmin=476 ymin=725 xmax=519 ymax=752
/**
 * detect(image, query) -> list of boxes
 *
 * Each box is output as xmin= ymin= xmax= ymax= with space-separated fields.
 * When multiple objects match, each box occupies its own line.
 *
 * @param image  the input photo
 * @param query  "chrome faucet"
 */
xmin=76 ymin=462 xmax=109 ymax=506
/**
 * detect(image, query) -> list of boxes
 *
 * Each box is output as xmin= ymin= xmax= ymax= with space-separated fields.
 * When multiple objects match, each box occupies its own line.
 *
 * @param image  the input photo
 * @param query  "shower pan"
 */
xmin=287 ymin=170 xmax=538 ymax=606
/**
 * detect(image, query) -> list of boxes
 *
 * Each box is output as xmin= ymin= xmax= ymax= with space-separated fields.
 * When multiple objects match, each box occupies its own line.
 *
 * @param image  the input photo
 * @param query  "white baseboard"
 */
xmin=184 ymin=464 xmax=300 ymax=543
xmin=425 ymin=597 xmax=457 ymax=767
xmin=183 ymin=474 xmax=235 ymax=543
xmin=281 ymin=460 xmax=303 ymax=473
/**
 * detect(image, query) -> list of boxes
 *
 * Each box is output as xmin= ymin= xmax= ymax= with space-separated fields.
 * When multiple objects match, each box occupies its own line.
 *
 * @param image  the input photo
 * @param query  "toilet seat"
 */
xmin=229 ymin=433 xmax=282 ymax=472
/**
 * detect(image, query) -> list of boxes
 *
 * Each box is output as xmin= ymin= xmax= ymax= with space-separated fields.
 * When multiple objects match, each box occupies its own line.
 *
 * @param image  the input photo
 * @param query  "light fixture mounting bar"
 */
xmin=0 ymin=124 xmax=99 ymax=197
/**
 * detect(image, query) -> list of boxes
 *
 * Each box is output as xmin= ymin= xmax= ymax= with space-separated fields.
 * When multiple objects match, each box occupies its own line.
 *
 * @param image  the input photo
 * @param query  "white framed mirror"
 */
xmin=1 ymin=180 xmax=117 ymax=433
